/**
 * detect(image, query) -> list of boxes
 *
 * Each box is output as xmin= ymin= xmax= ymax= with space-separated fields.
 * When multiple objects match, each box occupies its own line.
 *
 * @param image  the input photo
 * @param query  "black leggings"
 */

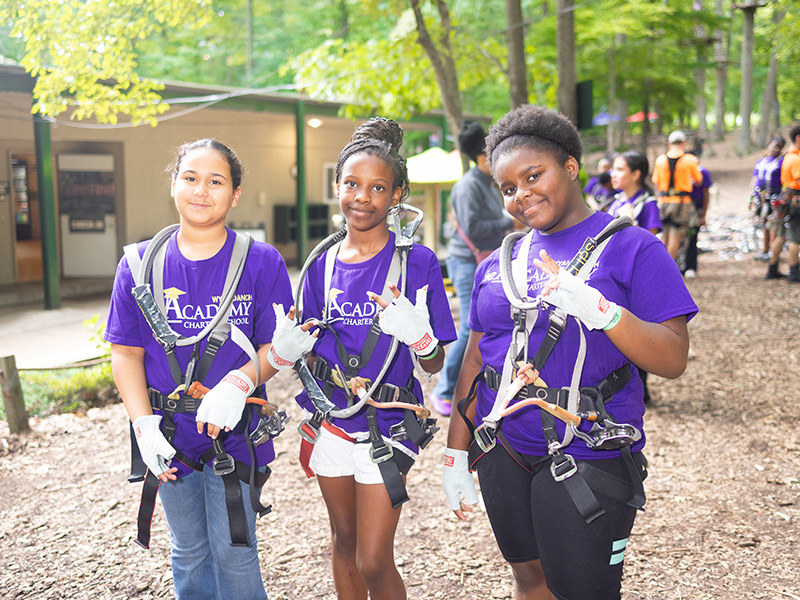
xmin=476 ymin=444 xmax=639 ymax=600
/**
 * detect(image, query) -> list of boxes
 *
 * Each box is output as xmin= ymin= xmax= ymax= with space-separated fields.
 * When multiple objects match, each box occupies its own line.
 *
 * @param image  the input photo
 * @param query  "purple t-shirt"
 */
xmin=753 ymin=155 xmax=783 ymax=196
xmin=297 ymin=232 xmax=456 ymax=451
xmin=104 ymin=228 xmax=293 ymax=477
xmin=468 ymin=211 xmax=698 ymax=460
xmin=606 ymin=189 xmax=663 ymax=233
xmin=690 ymin=167 xmax=713 ymax=210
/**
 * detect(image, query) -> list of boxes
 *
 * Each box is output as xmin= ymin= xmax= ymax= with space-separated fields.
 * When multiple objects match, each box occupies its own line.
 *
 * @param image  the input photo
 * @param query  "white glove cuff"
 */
xmin=221 ymin=369 xmax=255 ymax=395
xmin=268 ymin=344 xmax=296 ymax=370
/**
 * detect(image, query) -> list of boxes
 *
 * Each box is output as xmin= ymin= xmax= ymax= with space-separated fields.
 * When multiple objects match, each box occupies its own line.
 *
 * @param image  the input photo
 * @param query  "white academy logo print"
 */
xmin=163 ymin=287 xmax=253 ymax=329
xmin=324 ymin=288 xmax=378 ymax=327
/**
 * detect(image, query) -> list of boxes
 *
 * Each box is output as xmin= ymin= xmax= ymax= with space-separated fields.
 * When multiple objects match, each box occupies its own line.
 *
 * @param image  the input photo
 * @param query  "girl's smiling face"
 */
xmin=337 ymin=153 xmax=400 ymax=233
xmin=172 ymin=147 xmax=240 ymax=230
xmin=494 ymin=145 xmax=586 ymax=233
xmin=611 ymin=156 xmax=642 ymax=194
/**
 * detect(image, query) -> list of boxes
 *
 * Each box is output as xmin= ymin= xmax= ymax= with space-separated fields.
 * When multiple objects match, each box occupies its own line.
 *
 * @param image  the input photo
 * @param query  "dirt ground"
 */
xmin=1 ymin=134 xmax=799 ymax=600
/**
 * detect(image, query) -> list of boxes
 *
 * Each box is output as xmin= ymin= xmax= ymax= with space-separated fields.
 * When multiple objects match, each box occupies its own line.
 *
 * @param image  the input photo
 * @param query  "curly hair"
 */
xmin=170 ymin=139 xmax=243 ymax=189
xmin=336 ymin=117 xmax=410 ymax=202
xmin=485 ymin=105 xmax=583 ymax=174
xmin=459 ymin=121 xmax=487 ymax=163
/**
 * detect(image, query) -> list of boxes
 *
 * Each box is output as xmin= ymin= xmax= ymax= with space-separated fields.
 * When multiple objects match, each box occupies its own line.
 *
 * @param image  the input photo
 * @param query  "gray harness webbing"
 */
xmin=123 ymin=225 xmax=259 ymax=384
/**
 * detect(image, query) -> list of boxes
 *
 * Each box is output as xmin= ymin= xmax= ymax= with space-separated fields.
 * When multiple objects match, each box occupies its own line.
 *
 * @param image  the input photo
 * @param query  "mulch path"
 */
xmin=2 ymin=218 xmax=799 ymax=600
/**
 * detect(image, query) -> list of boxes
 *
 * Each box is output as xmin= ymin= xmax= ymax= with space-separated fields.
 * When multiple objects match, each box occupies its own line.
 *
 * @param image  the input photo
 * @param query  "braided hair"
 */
xmin=335 ymin=117 xmax=410 ymax=202
xmin=485 ymin=105 xmax=583 ymax=177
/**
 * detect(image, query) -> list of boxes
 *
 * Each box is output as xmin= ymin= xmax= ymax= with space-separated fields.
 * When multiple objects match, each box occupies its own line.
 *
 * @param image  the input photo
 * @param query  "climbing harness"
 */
xmin=292 ymin=206 xmax=439 ymax=507
xmin=460 ymin=216 xmax=648 ymax=524
xmin=123 ymin=224 xmax=286 ymax=549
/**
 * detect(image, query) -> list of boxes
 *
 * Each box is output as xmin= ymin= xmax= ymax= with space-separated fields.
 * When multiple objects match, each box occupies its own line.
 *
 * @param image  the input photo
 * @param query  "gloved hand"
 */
xmin=534 ymin=250 xmax=621 ymax=331
xmin=375 ymin=285 xmax=439 ymax=357
xmin=133 ymin=414 xmax=176 ymax=476
xmin=442 ymin=448 xmax=479 ymax=513
xmin=195 ymin=369 xmax=254 ymax=432
xmin=268 ymin=303 xmax=317 ymax=370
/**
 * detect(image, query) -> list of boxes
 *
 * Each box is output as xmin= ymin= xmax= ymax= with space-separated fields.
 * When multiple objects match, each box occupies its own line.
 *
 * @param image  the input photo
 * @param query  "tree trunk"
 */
xmin=738 ymin=5 xmax=757 ymax=156
xmin=694 ymin=0 xmax=710 ymax=151
xmin=505 ymin=0 xmax=528 ymax=109
xmin=556 ymin=0 xmax=577 ymax=122
xmin=409 ymin=0 xmax=464 ymax=166
xmin=617 ymin=98 xmax=628 ymax=148
xmin=641 ymin=79 xmax=651 ymax=155
xmin=756 ymin=11 xmax=783 ymax=148
xmin=607 ymin=35 xmax=617 ymax=154
xmin=712 ymin=0 xmax=728 ymax=142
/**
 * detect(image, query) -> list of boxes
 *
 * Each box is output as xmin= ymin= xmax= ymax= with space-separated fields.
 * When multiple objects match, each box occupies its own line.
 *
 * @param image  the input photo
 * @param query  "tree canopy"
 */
xmin=1 ymin=0 xmax=798 ymax=147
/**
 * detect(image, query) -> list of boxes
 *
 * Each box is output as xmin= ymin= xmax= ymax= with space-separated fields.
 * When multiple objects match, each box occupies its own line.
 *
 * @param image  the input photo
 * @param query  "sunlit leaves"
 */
xmin=0 ymin=0 xmax=212 ymax=125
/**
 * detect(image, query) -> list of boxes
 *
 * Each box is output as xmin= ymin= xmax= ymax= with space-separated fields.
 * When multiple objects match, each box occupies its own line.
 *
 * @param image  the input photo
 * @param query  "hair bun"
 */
xmin=350 ymin=117 xmax=404 ymax=151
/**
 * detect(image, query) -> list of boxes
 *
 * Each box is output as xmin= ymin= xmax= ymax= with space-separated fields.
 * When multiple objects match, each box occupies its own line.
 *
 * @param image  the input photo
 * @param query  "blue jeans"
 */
xmin=433 ymin=255 xmax=477 ymax=400
xmin=158 ymin=464 xmax=268 ymax=600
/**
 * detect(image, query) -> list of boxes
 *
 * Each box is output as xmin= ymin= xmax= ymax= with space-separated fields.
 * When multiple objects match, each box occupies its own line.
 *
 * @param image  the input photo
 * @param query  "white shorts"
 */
xmin=307 ymin=423 xmax=415 ymax=485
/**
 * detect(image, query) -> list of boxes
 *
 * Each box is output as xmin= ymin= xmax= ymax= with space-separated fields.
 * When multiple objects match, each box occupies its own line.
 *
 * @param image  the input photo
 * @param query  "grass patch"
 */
xmin=0 ymin=362 xmax=119 ymax=420
xmin=0 ymin=315 xmax=118 ymax=421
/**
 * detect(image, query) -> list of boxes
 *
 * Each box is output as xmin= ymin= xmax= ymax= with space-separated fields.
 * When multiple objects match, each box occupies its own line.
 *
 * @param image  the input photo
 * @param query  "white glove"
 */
xmin=540 ymin=269 xmax=620 ymax=331
xmin=268 ymin=303 xmax=317 ymax=370
xmin=195 ymin=369 xmax=254 ymax=431
xmin=378 ymin=287 xmax=439 ymax=357
xmin=442 ymin=448 xmax=479 ymax=511
xmin=133 ymin=415 xmax=176 ymax=476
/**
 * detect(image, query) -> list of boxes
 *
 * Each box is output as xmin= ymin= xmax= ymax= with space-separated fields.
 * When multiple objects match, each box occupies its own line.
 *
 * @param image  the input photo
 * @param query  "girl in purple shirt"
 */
xmin=442 ymin=106 xmax=697 ymax=600
xmin=608 ymin=150 xmax=662 ymax=234
xmin=105 ymin=140 xmax=293 ymax=599
xmin=268 ymin=118 xmax=456 ymax=599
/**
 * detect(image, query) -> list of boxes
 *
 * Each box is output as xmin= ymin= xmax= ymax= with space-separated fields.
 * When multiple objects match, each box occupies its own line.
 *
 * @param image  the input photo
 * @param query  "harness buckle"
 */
xmin=369 ymin=441 xmax=394 ymax=464
xmin=474 ymin=422 xmax=497 ymax=453
xmin=212 ymin=452 xmax=236 ymax=476
xmin=298 ymin=419 xmax=321 ymax=444
xmin=550 ymin=453 xmax=578 ymax=482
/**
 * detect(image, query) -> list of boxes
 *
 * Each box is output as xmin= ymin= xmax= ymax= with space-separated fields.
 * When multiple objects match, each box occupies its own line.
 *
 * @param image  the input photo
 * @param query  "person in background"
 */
xmin=430 ymin=121 xmax=514 ymax=416
xmin=683 ymin=150 xmax=712 ymax=278
xmin=584 ymin=156 xmax=615 ymax=209
xmin=771 ymin=123 xmax=800 ymax=282
xmin=750 ymin=137 xmax=785 ymax=262
xmin=608 ymin=150 xmax=662 ymax=235
xmin=608 ymin=149 xmax=662 ymax=403
xmin=652 ymin=131 xmax=703 ymax=266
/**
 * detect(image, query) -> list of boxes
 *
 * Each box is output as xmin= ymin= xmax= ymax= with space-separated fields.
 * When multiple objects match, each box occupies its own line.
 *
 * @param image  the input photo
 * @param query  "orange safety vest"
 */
xmin=652 ymin=152 xmax=702 ymax=204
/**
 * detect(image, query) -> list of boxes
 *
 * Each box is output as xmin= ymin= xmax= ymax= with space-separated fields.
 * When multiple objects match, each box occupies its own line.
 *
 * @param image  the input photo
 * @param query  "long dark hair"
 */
xmin=170 ymin=139 xmax=243 ymax=189
xmin=618 ymin=150 xmax=652 ymax=195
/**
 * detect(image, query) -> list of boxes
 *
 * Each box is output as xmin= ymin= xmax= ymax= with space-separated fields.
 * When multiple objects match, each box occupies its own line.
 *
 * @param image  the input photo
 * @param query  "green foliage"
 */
xmin=0 ymin=0 xmax=212 ymax=125
xmin=0 ymin=364 xmax=118 ymax=420
xmin=83 ymin=315 xmax=111 ymax=359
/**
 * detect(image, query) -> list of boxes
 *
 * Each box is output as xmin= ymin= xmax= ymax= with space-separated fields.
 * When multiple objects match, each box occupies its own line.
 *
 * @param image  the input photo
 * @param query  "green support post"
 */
xmin=33 ymin=114 xmax=60 ymax=309
xmin=295 ymin=100 xmax=308 ymax=268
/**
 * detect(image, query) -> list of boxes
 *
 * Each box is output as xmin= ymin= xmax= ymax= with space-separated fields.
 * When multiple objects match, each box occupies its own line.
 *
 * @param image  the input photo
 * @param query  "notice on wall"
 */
xmin=57 ymin=154 xmax=118 ymax=277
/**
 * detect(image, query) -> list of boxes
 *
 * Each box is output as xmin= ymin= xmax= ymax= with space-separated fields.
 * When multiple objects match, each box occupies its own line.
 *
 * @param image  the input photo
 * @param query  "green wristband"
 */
xmin=418 ymin=345 xmax=440 ymax=360
xmin=603 ymin=305 xmax=623 ymax=331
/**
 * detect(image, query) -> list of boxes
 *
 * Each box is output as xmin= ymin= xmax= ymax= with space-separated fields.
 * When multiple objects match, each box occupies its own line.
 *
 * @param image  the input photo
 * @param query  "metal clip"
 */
xmin=389 ymin=421 xmax=408 ymax=442
xmin=250 ymin=410 xmax=291 ymax=447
